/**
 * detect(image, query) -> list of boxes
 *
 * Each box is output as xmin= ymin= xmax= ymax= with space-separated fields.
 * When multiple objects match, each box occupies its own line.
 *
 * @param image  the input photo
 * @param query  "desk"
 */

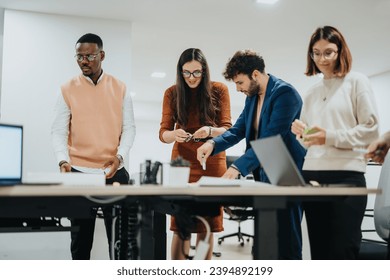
xmin=0 ymin=184 xmax=379 ymax=259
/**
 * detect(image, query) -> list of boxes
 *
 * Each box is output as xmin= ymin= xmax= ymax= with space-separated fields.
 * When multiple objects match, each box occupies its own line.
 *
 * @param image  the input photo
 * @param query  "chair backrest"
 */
xmin=226 ymin=155 xmax=240 ymax=168
xmin=374 ymin=154 xmax=390 ymax=241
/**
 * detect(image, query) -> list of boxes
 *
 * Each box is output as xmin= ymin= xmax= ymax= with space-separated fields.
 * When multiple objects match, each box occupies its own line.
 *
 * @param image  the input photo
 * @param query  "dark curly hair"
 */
xmin=223 ymin=49 xmax=265 ymax=80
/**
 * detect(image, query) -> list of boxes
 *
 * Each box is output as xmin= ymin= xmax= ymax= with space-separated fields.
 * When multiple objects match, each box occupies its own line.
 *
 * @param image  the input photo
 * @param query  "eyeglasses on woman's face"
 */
xmin=182 ymin=70 xmax=203 ymax=78
xmin=310 ymin=49 xmax=338 ymax=61
xmin=75 ymin=52 xmax=101 ymax=62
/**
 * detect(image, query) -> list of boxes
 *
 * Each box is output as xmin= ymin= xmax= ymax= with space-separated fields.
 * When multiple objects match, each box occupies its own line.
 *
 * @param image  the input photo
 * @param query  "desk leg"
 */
xmin=253 ymin=209 xmax=278 ymax=260
xmin=139 ymin=203 xmax=154 ymax=259
xmin=387 ymin=231 xmax=390 ymax=260
xmin=139 ymin=206 xmax=166 ymax=260
xmin=253 ymin=197 xmax=286 ymax=260
xmin=153 ymin=212 xmax=166 ymax=260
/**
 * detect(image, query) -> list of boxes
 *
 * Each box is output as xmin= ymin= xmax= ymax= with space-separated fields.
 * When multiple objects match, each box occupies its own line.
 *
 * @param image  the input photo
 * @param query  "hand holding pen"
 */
xmin=201 ymin=155 xmax=206 ymax=170
xmin=197 ymin=141 xmax=214 ymax=170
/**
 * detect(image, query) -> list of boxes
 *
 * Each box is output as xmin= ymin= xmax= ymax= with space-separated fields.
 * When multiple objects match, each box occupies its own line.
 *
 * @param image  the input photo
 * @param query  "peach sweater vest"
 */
xmin=61 ymin=74 xmax=125 ymax=168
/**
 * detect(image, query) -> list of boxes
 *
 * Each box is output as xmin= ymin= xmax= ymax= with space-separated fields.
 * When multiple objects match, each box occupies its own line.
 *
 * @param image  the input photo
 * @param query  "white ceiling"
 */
xmin=1 ymin=0 xmax=390 ymax=109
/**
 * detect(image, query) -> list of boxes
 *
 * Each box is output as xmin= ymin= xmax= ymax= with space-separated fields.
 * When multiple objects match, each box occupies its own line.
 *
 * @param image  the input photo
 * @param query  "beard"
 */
xmin=247 ymin=79 xmax=261 ymax=97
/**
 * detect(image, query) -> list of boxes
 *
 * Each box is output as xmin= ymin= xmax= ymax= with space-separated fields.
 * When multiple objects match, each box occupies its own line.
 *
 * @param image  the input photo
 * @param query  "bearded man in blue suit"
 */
xmin=197 ymin=49 xmax=306 ymax=259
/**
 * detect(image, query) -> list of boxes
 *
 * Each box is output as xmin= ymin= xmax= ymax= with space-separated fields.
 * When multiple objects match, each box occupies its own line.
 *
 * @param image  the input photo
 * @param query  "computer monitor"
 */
xmin=0 ymin=123 xmax=23 ymax=186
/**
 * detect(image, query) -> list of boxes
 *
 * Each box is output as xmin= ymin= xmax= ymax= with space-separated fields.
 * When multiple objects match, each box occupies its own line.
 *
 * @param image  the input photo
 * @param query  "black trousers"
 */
xmin=302 ymin=170 xmax=367 ymax=260
xmin=70 ymin=167 xmax=130 ymax=260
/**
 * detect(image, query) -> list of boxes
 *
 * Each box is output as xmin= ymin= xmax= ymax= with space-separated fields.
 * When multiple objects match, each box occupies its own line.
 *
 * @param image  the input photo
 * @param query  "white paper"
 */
xmin=195 ymin=176 xmax=271 ymax=187
xmin=24 ymin=172 xmax=106 ymax=186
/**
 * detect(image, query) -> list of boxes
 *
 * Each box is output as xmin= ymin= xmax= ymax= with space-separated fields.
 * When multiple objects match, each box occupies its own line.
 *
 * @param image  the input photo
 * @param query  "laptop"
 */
xmin=250 ymin=135 xmax=307 ymax=186
xmin=0 ymin=123 xmax=23 ymax=186
xmin=0 ymin=123 xmax=104 ymax=186
xmin=251 ymin=135 xmax=354 ymax=187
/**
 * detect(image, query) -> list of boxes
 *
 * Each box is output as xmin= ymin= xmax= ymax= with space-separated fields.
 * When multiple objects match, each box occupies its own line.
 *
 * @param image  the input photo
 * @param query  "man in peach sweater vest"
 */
xmin=51 ymin=33 xmax=136 ymax=259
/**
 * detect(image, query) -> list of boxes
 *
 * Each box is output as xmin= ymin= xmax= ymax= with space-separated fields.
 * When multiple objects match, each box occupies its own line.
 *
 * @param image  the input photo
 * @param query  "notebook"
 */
xmin=250 ymin=134 xmax=351 ymax=187
xmin=0 ymin=123 xmax=24 ymax=186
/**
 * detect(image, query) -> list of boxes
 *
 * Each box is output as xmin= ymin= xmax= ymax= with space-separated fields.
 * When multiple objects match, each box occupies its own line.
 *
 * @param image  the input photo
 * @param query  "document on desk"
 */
xmin=196 ymin=176 xmax=270 ymax=188
xmin=24 ymin=172 xmax=105 ymax=186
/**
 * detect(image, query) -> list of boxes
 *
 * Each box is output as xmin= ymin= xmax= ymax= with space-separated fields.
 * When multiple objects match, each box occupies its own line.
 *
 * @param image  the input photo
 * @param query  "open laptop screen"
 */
xmin=251 ymin=135 xmax=356 ymax=188
xmin=0 ymin=123 xmax=23 ymax=185
xmin=250 ymin=135 xmax=306 ymax=186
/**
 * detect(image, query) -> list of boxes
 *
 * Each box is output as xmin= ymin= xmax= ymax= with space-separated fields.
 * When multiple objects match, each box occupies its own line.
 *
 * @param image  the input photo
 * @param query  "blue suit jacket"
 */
xmin=213 ymin=74 xmax=306 ymax=182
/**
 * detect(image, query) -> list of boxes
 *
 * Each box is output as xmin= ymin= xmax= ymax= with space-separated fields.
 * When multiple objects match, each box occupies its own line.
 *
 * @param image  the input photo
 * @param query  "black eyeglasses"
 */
xmin=75 ymin=52 xmax=101 ymax=62
xmin=182 ymin=70 xmax=203 ymax=78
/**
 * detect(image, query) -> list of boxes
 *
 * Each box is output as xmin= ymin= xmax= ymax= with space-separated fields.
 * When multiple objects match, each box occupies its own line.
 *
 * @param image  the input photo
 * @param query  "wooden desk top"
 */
xmin=0 ymin=183 xmax=380 ymax=197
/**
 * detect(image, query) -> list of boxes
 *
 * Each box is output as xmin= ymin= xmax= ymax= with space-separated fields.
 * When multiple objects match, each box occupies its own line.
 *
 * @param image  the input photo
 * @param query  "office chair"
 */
xmin=218 ymin=207 xmax=255 ymax=247
xmin=217 ymin=156 xmax=255 ymax=247
xmin=360 ymin=156 xmax=390 ymax=259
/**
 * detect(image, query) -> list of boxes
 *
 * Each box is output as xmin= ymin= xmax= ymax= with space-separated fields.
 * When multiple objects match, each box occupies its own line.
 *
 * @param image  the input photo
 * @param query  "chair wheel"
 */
xmin=240 ymin=242 xmax=244 ymax=247
xmin=218 ymin=239 xmax=223 ymax=245
xmin=213 ymin=252 xmax=222 ymax=257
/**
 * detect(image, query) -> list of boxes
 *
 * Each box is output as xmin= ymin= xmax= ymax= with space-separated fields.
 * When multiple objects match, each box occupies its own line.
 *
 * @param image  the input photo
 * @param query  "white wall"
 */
xmin=370 ymin=70 xmax=390 ymax=134
xmin=1 ymin=10 xmax=389 ymax=179
xmin=0 ymin=9 xmax=4 ymax=107
xmin=0 ymin=10 xmax=132 ymax=176
xmin=0 ymin=9 xmax=245 ymax=184
xmin=0 ymin=9 xmax=388 ymax=260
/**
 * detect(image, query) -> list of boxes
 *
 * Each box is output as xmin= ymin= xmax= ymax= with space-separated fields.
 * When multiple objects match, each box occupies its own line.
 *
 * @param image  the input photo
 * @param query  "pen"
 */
xmin=201 ymin=155 xmax=206 ymax=170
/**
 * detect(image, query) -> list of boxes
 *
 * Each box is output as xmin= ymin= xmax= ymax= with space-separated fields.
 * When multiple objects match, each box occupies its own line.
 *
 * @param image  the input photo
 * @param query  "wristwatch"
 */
xmin=208 ymin=126 xmax=212 ymax=137
xmin=58 ymin=160 xmax=68 ymax=167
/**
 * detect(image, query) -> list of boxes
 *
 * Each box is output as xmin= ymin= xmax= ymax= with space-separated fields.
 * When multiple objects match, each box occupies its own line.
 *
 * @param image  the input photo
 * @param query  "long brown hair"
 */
xmin=305 ymin=26 xmax=352 ymax=77
xmin=172 ymin=48 xmax=219 ymax=127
